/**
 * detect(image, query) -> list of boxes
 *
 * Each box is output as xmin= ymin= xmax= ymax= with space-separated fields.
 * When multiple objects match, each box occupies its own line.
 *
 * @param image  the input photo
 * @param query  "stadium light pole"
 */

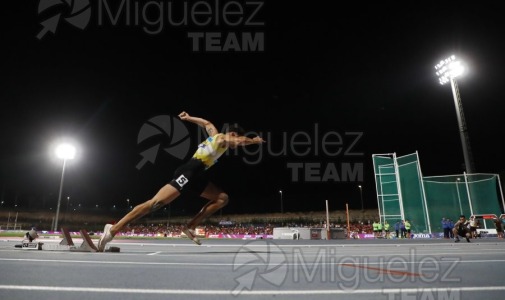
xmin=456 ymin=178 xmax=463 ymax=215
xmin=53 ymin=143 xmax=76 ymax=232
xmin=279 ymin=190 xmax=283 ymax=214
xmin=358 ymin=185 xmax=363 ymax=211
xmin=64 ymin=196 xmax=70 ymax=224
xmin=435 ymin=55 xmax=475 ymax=174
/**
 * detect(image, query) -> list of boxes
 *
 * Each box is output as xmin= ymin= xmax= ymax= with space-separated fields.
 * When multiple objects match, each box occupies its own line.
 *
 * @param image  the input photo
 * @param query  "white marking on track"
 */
xmin=0 ymin=285 xmax=504 ymax=295
xmin=1 ymin=257 xmax=505 ymax=267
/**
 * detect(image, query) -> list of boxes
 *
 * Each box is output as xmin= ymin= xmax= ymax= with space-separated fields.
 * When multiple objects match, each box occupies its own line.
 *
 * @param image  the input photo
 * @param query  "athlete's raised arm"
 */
xmin=178 ymin=111 xmax=219 ymax=136
xmin=220 ymin=135 xmax=265 ymax=148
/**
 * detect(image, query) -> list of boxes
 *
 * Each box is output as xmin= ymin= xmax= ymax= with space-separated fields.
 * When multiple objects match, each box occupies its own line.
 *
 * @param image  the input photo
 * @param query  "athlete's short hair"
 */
xmin=224 ymin=123 xmax=245 ymax=135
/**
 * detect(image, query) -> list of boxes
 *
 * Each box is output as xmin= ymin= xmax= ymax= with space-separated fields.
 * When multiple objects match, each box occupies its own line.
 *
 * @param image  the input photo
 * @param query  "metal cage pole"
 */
xmin=455 ymin=179 xmax=463 ymax=215
xmin=496 ymin=174 xmax=505 ymax=213
xmin=415 ymin=151 xmax=432 ymax=234
xmin=463 ymin=172 xmax=474 ymax=216
xmin=372 ymin=155 xmax=383 ymax=222
xmin=393 ymin=153 xmax=405 ymax=222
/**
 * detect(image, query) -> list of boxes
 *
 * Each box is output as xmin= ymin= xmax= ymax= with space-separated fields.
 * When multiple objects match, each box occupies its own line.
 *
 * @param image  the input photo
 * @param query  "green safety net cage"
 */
xmin=373 ymin=152 xmax=505 ymax=234
xmin=424 ymin=174 xmax=503 ymax=232
xmin=397 ymin=153 xmax=429 ymax=233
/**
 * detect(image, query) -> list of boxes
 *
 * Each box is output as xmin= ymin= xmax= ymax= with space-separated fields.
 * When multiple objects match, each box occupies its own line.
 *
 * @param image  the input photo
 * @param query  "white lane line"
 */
xmin=0 ymin=285 xmax=504 ymax=295
xmin=2 ymin=247 xmax=504 ymax=258
xmin=1 ymin=258 xmax=505 ymax=267
xmin=70 ymin=241 xmax=505 ymax=248
xmin=146 ymin=251 xmax=161 ymax=255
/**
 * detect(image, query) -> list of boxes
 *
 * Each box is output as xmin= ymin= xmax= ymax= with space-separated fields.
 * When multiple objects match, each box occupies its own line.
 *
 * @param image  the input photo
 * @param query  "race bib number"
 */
xmin=175 ymin=175 xmax=189 ymax=188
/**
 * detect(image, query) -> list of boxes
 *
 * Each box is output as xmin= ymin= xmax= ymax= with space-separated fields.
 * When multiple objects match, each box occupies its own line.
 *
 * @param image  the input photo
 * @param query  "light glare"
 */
xmin=55 ymin=144 xmax=76 ymax=160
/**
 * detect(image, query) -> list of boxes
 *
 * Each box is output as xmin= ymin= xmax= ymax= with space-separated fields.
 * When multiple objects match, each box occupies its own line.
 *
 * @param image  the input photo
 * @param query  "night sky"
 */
xmin=1 ymin=1 xmax=505 ymax=216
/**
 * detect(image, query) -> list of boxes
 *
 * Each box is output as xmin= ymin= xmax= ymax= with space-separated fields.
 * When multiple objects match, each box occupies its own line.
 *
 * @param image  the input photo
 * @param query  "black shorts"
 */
xmin=456 ymin=229 xmax=469 ymax=237
xmin=168 ymin=158 xmax=209 ymax=193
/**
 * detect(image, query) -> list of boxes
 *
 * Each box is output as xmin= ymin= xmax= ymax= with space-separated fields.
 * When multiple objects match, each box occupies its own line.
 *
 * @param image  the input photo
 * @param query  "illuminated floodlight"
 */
xmin=55 ymin=143 xmax=76 ymax=160
xmin=435 ymin=55 xmax=465 ymax=85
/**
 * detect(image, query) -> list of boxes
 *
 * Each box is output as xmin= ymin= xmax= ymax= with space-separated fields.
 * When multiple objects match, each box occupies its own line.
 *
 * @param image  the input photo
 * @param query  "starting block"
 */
xmin=18 ymin=228 xmax=119 ymax=253
xmin=20 ymin=240 xmax=42 ymax=250
xmin=75 ymin=229 xmax=98 ymax=252
xmin=37 ymin=227 xmax=77 ymax=251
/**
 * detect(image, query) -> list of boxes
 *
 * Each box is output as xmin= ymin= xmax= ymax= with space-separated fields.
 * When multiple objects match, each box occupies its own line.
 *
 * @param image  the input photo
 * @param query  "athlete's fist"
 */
xmin=252 ymin=136 xmax=265 ymax=143
xmin=178 ymin=111 xmax=190 ymax=120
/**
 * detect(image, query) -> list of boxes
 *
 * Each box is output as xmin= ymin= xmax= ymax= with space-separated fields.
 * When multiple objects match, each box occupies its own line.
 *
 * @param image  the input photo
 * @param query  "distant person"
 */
xmin=501 ymin=216 xmax=505 ymax=233
xmin=97 ymin=111 xmax=265 ymax=251
xmin=400 ymin=220 xmax=407 ymax=238
xmin=469 ymin=215 xmax=479 ymax=238
xmin=493 ymin=217 xmax=504 ymax=239
xmin=405 ymin=219 xmax=412 ymax=238
xmin=394 ymin=221 xmax=400 ymax=239
xmin=384 ymin=221 xmax=390 ymax=239
xmin=453 ymin=215 xmax=471 ymax=243
xmin=377 ymin=221 xmax=383 ymax=238
xmin=448 ymin=218 xmax=455 ymax=238
xmin=442 ymin=217 xmax=450 ymax=239
xmin=372 ymin=221 xmax=379 ymax=238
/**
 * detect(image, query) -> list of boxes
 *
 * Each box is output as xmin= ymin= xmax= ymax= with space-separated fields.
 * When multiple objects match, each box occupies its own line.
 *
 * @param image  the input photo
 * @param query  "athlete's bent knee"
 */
xmin=217 ymin=193 xmax=229 ymax=207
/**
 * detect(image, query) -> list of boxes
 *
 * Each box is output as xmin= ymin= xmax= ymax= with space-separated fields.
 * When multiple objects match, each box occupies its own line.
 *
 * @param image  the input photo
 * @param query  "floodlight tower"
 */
xmin=435 ymin=55 xmax=475 ymax=174
xmin=279 ymin=190 xmax=283 ymax=214
xmin=358 ymin=185 xmax=363 ymax=211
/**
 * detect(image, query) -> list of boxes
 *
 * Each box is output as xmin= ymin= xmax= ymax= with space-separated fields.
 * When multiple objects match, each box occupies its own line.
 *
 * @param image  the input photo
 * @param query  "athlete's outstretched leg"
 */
xmin=110 ymin=184 xmax=181 ymax=235
xmin=187 ymin=182 xmax=229 ymax=229
xmin=97 ymin=184 xmax=180 ymax=251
